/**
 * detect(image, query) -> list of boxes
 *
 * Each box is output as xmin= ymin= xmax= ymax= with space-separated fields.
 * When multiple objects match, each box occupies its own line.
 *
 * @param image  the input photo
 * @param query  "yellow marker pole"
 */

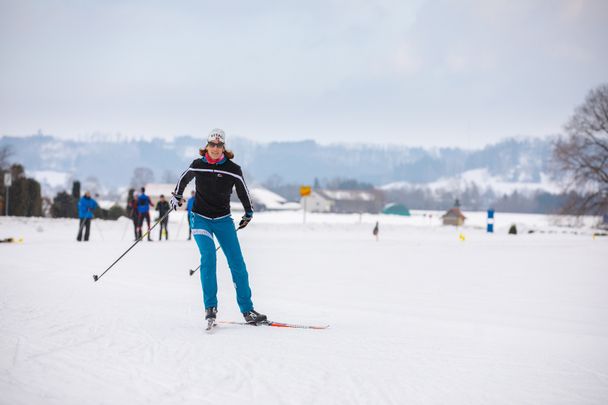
xmin=300 ymin=186 xmax=312 ymax=225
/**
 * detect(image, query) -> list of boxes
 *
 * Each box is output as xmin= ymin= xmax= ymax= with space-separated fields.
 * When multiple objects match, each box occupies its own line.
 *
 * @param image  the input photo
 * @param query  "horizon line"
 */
xmin=1 ymin=131 xmax=558 ymax=151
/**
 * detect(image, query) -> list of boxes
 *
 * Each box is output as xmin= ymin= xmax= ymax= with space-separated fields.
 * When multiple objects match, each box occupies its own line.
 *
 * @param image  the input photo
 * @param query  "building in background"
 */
xmin=302 ymin=191 xmax=333 ymax=213
xmin=245 ymin=187 xmax=300 ymax=211
xmin=442 ymin=200 xmax=467 ymax=226
xmin=382 ymin=203 xmax=411 ymax=216
xmin=303 ymin=189 xmax=384 ymax=214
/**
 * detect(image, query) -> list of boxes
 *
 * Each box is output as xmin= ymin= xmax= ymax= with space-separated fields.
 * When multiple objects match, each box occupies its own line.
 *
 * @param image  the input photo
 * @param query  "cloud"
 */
xmin=0 ymin=0 xmax=607 ymax=146
xmin=560 ymin=0 xmax=587 ymax=20
xmin=392 ymin=42 xmax=423 ymax=75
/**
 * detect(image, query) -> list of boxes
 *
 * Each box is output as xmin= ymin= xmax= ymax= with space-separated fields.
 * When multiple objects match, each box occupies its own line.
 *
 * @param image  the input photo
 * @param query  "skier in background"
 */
xmin=0 ymin=237 xmax=23 ymax=243
xmin=155 ymin=194 xmax=170 ymax=241
xmin=171 ymin=128 xmax=267 ymax=327
xmin=186 ymin=190 xmax=196 ymax=240
xmin=127 ymin=191 xmax=139 ymax=240
xmin=137 ymin=187 xmax=154 ymax=241
xmin=77 ymin=191 xmax=98 ymax=242
xmin=373 ymin=221 xmax=379 ymax=242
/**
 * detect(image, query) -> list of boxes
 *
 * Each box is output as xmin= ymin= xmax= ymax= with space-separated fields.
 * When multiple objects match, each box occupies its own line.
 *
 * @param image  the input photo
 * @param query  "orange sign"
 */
xmin=300 ymin=186 xmax=312 ymax=197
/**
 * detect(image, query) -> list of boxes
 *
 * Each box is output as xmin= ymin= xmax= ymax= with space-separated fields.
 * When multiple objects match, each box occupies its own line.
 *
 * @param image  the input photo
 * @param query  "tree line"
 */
xmin=49 ymin=181 xmax=126 ymax=219
xmin=264 ymin=83 xmax=608 ymax=218
xmin=0 ymin=148 xmax=125 ymax=219
xmin=0 ymin=160 xmax=42 ymax=217
xmin=1 ymin=83 xmax=606 ymax=218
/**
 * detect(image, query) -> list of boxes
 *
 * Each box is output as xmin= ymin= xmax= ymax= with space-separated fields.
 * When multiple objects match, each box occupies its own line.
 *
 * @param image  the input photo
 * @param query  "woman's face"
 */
xmin=207 ymin=142 xmax=224 ymax=159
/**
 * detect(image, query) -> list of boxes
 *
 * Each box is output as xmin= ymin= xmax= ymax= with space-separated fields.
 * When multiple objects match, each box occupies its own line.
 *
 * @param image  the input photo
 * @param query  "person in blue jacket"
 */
xmin=77 ymin=191 xmax=98 ymax=242
xmin=186 ymin=190 xmax=195 ymax=240
xmin=137 ymin=187 xmax=154 ymax=241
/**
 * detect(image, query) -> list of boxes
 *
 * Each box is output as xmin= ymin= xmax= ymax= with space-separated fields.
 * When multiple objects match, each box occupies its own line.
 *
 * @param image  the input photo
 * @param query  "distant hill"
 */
xmin=0 ymin=134 xmax=556 ymax=196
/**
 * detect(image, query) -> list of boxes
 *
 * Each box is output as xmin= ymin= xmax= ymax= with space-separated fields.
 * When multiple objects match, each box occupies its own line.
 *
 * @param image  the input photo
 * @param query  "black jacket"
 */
xmin=155 ymin=200 xmax=170 ymax=217
xmin=173 ymin=157 xmax=253 ymax=219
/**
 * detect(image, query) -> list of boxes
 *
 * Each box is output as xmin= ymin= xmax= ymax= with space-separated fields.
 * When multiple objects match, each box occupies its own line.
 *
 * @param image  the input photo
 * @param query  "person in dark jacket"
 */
xmin=127 ymin=192 xmax=139 ymax=240
xmin=137 ymin=187 xmax=154 ymax=241
xmin=155 ymin=194 xmax=170 ymax=241
xmin=171 ymin=128 xmax=267 ymax=326
xmin=77 ymin=191 xmax=98 ymax=241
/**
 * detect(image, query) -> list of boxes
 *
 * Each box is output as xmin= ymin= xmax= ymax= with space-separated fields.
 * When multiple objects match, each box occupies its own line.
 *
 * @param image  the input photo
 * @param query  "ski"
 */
xmin=218 ymin=320 xmax=329 ymax=330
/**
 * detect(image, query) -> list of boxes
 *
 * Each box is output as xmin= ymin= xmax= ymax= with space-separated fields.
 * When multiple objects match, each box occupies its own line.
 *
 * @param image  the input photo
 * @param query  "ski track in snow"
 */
xmin=1 ymin=213 xmax=607 ymax=405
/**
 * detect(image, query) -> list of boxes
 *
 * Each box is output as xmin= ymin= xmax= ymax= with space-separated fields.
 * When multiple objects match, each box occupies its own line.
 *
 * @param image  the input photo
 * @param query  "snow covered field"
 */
xmin=1 ymin=211 xmax=607 ymax=405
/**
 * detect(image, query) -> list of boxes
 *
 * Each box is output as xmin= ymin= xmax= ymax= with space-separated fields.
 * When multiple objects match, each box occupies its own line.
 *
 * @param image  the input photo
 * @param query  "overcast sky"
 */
xmin=1 ymin=0 xmax=607 ymax=147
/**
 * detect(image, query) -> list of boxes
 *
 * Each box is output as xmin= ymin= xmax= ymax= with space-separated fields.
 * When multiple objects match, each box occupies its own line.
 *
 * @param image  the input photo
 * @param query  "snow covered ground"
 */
xmin=1 ymin=212 xmax=607 ymax=405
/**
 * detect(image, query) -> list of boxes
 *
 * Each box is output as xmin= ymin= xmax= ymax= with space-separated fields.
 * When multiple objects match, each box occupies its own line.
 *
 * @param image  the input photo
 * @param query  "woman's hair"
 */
xmin=199 ymin=147 xmax=234 ymax=159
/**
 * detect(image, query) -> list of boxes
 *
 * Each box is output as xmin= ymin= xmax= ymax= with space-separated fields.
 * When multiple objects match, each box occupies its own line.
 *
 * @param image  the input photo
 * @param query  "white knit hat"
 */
xmin=207 ymin=128 xmax=226 ymax=144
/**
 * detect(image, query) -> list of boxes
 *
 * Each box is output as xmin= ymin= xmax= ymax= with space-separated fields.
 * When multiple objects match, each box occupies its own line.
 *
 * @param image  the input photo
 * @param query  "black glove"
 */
xmin=170 ymin=193 xmax=183 ymax=211
xmin=238 ymin=212 xmax=253 ymax=229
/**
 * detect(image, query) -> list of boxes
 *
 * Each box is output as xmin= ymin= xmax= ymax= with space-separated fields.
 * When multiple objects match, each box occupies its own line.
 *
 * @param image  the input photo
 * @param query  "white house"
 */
xmin=301 ymin=191 xmax=334 ymax=213
xmin=302 ymin=189 xmax=384 ymax=213
xmin=248 ymin=187 xmax=300 ymax=211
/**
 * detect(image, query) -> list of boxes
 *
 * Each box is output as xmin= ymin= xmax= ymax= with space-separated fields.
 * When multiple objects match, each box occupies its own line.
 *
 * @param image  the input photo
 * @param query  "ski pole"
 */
xmin=176 ymin=210 xmax=185 ymax=239
xmin=189 ymin=227 xmax=241 ymax=276
xmin=93 ymin=219 xmax=105 ymax=241
xmin=120 ymin=218 xmax=129 ymax=241
xmin=93 ymin=208 xmax=174 ymax=282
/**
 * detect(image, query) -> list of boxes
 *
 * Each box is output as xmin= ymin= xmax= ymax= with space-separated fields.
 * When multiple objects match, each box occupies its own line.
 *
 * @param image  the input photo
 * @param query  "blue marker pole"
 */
xmin=487 ymin=209 xmax=495 ymax=233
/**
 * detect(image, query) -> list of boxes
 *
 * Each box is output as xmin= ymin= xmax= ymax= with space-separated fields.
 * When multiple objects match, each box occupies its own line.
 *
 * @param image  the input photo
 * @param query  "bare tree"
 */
xmin=130 ymin=167 xmax=155 ymax=189
xmin=0 ymin=145 xmax=13 ymax=170
xmin=161 ymin=169 xmax=176 ymax=183
xmin=552 ymin=83 xmax=608 ymax=215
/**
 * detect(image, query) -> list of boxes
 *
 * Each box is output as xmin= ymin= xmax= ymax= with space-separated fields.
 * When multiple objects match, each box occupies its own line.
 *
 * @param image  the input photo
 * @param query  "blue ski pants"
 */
xmin=190 ymin=213 xmax=253 ymax=313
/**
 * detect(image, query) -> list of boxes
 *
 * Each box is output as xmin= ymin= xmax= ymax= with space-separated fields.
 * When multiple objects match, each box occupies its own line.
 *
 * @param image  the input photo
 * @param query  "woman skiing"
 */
xmin=171 ymin=128 xmax=267 ymax=327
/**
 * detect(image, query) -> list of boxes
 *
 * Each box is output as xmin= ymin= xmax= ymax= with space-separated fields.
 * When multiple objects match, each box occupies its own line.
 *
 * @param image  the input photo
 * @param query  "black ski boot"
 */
xmin=243 ymin=309 xmax=267 ymax=325
xmin=205 ymin=307 xmax=217 ymax=320
xmin=205 ymin=307 xmax=217 ymax=332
